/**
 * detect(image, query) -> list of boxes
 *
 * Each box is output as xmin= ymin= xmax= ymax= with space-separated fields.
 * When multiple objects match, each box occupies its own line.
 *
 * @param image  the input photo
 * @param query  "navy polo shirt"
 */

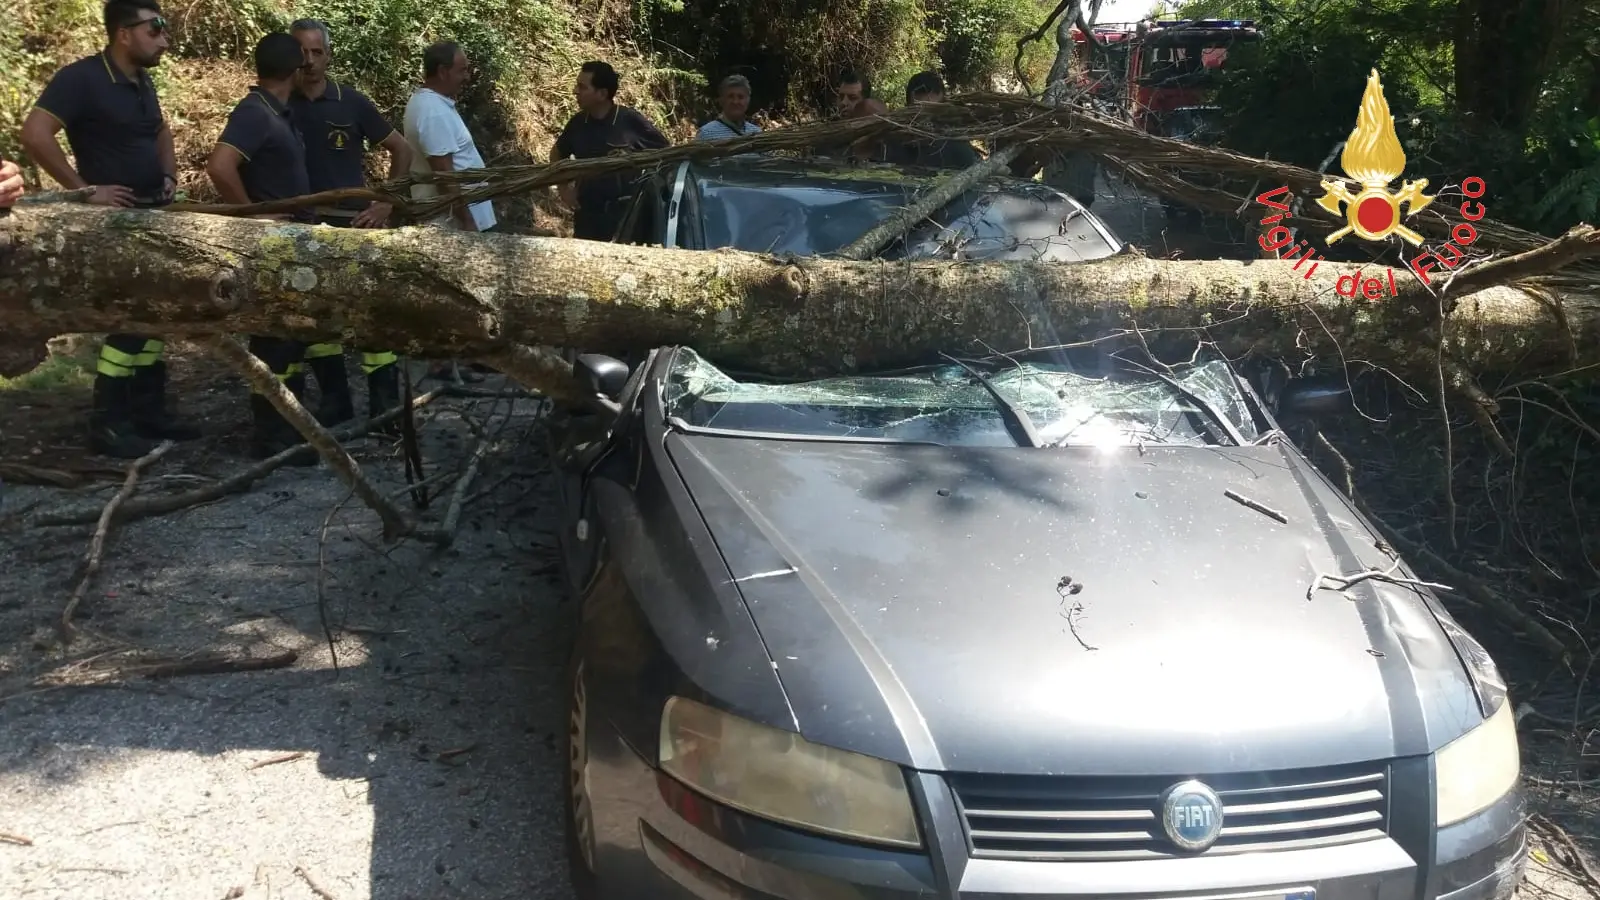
xmin=31 ymin=52 xmax=168 ymax=197
xmin=289 ymin=80 xmax=396 ymax=208
xmin=553 ymin=105 xmax=671 ymax=208
xmin=217 ymin=87 xmax=313 ymax=223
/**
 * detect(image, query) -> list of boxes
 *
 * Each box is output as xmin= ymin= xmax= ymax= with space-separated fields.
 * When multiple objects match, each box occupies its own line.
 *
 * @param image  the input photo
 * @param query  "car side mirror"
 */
xmin=1276 ymin=377 xmax=1353 ymax=417
xmin=574 ymin=353 xmax=631 ymax=402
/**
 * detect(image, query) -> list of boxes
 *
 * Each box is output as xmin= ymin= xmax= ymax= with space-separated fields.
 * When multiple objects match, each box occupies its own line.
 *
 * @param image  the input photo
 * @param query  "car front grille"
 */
xmin=947 ymin=762 xmax=1390 ymax=861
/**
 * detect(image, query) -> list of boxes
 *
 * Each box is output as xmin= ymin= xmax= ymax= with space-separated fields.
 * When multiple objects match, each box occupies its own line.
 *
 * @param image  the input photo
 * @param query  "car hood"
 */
xmin=666 ymin=433 xmax=1484 ymax=776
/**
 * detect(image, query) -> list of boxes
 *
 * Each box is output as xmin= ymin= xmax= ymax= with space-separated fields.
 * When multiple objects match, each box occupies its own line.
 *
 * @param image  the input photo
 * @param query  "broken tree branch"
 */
xmin=31 ymin=388 xmax=444 ymax=528
xmin=837 ymin=144 xmax=1027 ymax=260
xmin=207 ymin=335 xmax=416 ymax=542
xmin=4 ymin=204 xmax=1596 ymax=382
xmin=59 ymin=440 xmax=174 ymax=645
xmin=415 ymin=427 xmax=491 ymax=548
xmin=1433 ymin=224 xmax=1600 ymax=298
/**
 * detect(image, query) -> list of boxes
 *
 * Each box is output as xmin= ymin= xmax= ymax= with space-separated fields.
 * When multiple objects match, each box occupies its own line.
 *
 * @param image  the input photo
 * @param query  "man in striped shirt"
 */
xmin=695 ymin=75 xmax=761 ymax=142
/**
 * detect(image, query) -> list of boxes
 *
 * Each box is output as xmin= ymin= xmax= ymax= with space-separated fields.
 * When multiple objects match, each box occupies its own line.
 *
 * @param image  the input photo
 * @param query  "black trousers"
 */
xmin=574 ymin=202 xmax=626 ymax=242
xmin=95 ymin=195 xmax=173 ymax=383
xmin=248 ymin=335 xmax=307 ymax=383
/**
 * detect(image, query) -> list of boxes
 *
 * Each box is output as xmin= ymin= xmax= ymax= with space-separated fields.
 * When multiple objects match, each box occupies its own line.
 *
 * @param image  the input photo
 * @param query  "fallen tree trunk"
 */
xmin=1 ymin=204 xmax=1595 ymax=386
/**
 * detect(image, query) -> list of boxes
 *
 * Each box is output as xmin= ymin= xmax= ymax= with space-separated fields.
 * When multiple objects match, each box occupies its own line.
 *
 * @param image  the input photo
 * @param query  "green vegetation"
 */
xmin=7 ymin=0 xmax=1068 ymax=207
xmin=1174 ymin=0 xmax=1600 ymax=235
xmin=0 ymin=343 xmax=94 ymax=392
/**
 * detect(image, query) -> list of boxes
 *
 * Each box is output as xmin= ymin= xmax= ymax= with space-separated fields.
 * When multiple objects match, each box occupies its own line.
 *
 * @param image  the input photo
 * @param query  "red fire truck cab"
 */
xmin=1068 ymin=23 xmax=1138 ymax=105
xmin=1125 ymin=18 xmax=1259 ymax=133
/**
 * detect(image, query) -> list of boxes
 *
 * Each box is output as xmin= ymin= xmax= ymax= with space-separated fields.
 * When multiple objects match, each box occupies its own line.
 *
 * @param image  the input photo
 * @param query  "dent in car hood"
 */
xmin=666 ymin=433 xmax=1484 ymax=776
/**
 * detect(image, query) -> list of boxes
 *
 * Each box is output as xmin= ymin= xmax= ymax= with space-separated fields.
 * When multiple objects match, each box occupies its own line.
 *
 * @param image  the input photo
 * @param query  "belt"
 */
xmin=314 ymin=206 xmax=361 ymax=221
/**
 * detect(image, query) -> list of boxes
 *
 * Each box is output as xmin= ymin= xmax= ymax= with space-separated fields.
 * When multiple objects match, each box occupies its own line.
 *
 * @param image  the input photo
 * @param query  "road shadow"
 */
xmin=0 ymin=378 xmax=579 ymax=900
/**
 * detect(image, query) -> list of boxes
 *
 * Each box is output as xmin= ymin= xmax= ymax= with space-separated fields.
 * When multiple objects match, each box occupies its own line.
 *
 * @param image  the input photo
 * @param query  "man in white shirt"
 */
xmin=402 ymin=41 xmax=495 ymax=233
xmin=402 ymin=40 xmax=495 ymax=383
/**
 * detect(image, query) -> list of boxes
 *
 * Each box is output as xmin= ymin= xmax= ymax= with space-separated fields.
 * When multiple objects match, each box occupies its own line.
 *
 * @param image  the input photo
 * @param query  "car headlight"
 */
xmin=1434 ymin=612 xmax=1509 ymax=718
xmin=1435 ymin=698 xmax=1521 ymax=827
xmin=658 ymin=696 xmax=922 ymax=848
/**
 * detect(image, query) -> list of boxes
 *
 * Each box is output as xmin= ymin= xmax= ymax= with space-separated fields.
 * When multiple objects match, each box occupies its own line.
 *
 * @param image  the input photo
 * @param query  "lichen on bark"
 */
xmin=1 ymin=203 xmax=1595 ymax=385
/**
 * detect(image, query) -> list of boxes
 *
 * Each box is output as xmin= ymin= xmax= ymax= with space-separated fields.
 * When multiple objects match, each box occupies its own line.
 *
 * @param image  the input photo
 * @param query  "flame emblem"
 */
xmin=1316 ymin=69 xmax=1433 ymax=245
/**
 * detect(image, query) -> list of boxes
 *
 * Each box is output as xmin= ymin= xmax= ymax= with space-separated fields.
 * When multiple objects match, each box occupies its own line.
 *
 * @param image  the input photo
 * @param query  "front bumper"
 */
xmin=584 ymin=718 xmax=1527 ymax=900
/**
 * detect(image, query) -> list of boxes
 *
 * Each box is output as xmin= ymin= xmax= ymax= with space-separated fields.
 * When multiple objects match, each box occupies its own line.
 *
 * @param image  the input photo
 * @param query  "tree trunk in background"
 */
xmin=2 ymin=205 xmax=1596 ymax=388
xmin=1454 ymin=0 xmax=1569 ymax=132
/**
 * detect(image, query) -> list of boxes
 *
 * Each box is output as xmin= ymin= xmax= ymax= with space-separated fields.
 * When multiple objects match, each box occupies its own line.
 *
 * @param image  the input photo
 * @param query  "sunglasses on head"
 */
xmin=124 ymin=14 xmax=167 ymax=35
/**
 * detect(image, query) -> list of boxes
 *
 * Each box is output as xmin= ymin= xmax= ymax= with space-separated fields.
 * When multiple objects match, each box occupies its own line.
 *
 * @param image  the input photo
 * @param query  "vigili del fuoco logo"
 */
xmin=1253 ymin=69 xmax=1490 ymax=300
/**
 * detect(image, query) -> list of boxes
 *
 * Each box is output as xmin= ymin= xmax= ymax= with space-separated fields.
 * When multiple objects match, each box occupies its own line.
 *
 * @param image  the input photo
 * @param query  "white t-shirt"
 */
xmin=402 ymin=87 xmax=496 ymax=231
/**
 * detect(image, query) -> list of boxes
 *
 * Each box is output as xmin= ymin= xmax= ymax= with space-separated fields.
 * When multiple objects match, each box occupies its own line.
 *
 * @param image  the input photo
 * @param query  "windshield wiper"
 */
xmin=1142 ymin=368 xmax=1248 ymax=446
xmin=939 ymin=353 xmax=1042 ymax=448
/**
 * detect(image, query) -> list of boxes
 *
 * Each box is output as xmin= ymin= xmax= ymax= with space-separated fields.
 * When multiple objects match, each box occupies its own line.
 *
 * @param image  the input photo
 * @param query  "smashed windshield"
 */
xmin=662 ymin=347 xmax=1262 ymax=448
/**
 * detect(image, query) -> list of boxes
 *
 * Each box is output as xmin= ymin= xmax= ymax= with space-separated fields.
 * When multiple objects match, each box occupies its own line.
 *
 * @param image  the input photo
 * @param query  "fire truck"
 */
xmin=1071 ymin=18 xmax=1259 ymax=130
xmin=1123 ymin=18 xmax=1259 ymax=133
xmin=1068 ymin=22 xmax=1138 ymax=110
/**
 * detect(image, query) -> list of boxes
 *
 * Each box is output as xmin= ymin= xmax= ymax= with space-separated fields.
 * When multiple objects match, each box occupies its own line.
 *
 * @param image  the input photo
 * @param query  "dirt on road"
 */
xmin=0 ymin=356 xmax=578 ymax=900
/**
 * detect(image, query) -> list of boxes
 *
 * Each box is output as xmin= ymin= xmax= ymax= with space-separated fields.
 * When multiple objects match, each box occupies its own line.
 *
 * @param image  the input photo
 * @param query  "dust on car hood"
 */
xmin=667 ymin=432 xmax=1485 ymax=776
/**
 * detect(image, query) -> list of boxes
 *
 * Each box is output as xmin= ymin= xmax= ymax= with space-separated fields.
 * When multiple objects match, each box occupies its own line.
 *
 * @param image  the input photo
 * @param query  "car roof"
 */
xmin=684 ymin=155 xmax=1049 ymax=198
xmin=679 ymin=155 xmax=1124 ymax=261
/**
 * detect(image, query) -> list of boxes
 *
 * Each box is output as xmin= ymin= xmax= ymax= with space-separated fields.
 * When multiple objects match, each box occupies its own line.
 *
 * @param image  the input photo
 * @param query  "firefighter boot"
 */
xmin=88 ymin=374 xmax=160 ymax=459
xmin=366 ymin=364 xmax=403 ymax=436
xmin=308 ymin=354 xmax=355 ymax=427
xmin=130 ymin=361 xmax=202 ymax=441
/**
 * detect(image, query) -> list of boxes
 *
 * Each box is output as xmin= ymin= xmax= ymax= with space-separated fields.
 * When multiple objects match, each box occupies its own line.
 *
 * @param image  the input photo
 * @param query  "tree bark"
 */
xmin=1453 ymin=0 xmax=1571 ymax=133
xmin=1 ymin=204 xmax=1596 ymax=386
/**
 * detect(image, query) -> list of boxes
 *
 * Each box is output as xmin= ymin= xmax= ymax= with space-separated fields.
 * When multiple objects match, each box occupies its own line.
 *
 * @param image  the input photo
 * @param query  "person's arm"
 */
xmin=205 ymin=143 xmax=252 ymax=205
xmin=377 ymin=130 xmax=412 ymax=181
xmin=208 ymin=104 xmax=285 ymax=219
xmin=550 ymin=124 xmax=577 ymax=208
xmin=21 ymin=71 xmax=134 ymax=206
xmin=353 ymin=93 xmax=412 ymax=227
xmin=157 ymin=119 xmax=177 ymax=200
xmin=427 ymin=153 xmax=476 ymax=230
xmin=413 ymin=106 xmax=476 ymax=230
xmin=18 ymin=109 xmax=86 ymax=191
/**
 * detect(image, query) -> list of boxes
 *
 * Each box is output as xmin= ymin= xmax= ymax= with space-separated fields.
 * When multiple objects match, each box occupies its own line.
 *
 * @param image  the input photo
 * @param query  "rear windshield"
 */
xmin=696 ymin=176 xmax=1119 ymax=262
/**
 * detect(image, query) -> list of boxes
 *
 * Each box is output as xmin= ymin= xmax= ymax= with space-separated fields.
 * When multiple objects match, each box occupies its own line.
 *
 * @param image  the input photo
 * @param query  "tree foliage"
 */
xmin=1176 ymin=0 xmax=1600 ymax=236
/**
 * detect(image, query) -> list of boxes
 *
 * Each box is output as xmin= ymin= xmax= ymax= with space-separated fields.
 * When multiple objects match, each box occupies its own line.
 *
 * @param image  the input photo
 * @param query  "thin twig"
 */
xmin=31 ymin=388 xmax=444 ymax=528
xmin=247 ymin=751 xmax=307 ymax=771
xmin=293 ymin=863 xmax=338 ymax=900
xmin=1224 ymin=489 xmax=1289 ymax=524
xmin=1306 ymin=560 xmax=1454 ymax=601
xmin=415 ymin=433 xmax=491 ymax=548
xmin=318 ymin=489 xmax=356 ymax=674
xmin=1531 ymin=813 xmax=1600 ymax=897
xmin=59 ymin=440 xmax=174 ymax=644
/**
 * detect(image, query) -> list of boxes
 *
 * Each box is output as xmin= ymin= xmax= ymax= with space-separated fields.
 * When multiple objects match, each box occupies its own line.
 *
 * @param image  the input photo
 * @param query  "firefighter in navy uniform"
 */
xmin=18 ymin=0 xmax=201 ymax=459
xmin=288 ymin=19 xmax=414 ymax=430
xmin=205 ymin=31 xmax=319 ymax=463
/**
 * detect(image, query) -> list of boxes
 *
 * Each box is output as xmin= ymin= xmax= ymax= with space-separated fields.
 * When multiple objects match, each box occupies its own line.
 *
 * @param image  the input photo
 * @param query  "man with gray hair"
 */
xmin=403 ymin=40 xmax=495 ymax=383
xmin=289 ymin=17 xmax=415 ymax=427
xmin=403 ymin=40 xmax=495 ymax=234
xmin=695 ymin=74 xmax=761 ymax=141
